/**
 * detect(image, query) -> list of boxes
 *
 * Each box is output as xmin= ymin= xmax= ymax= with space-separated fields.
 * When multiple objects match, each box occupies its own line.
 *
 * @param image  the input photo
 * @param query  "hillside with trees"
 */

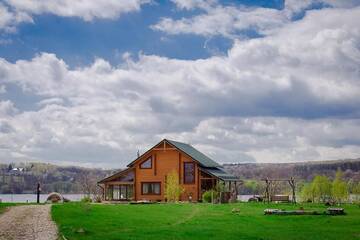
xmin=1 ymin=158 xmax=359 ymax=195
xmin=224 ymin=158 xmax=360 ymax=196
xmin=0 ymin=162 xmax=112 ymax=194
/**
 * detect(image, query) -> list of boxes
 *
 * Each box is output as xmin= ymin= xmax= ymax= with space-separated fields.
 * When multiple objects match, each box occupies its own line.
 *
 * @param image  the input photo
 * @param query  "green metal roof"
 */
xmin=200 ymin=167 xmax=239 ymax=181
xmin=167 ymin=139 xmax=221 ymax=168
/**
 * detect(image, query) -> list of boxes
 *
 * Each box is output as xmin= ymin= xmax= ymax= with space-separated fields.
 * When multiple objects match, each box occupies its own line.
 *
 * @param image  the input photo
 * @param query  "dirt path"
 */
xmin=0 ymin=205 xmax=58 ymax=240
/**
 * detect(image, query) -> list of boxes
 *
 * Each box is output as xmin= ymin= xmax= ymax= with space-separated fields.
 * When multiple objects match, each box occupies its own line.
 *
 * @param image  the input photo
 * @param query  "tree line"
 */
xmin=300 ymin=170 xmax=360 ymax=204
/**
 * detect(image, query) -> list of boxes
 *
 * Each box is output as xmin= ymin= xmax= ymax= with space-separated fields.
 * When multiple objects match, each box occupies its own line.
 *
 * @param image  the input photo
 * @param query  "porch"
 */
xmin=199 ymin=167 xmax=242 ymax=203
xmin=104 ymin=182 xmax=134 ymax=201
xmin=98 ymin=168 xmax=135 ymax=201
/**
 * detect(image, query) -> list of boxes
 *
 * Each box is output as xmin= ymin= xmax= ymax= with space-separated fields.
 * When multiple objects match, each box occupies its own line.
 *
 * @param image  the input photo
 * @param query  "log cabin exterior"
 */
xmin=98 ymin=139 xmax=240 ymax=202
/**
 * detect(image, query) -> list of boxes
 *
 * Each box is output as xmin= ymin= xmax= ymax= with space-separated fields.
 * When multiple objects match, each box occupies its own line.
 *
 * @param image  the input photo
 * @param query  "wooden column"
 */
xmin=197 ymin=168 xmax=200 ymax=201
xmin=178 ymin=153 xmax=181 ymax=184
xmin=154 ymin=154 xmax=157 ymax=176
xmin=134 ymin=167 xmax=137 ymax=201
xmin=235 ymin=182 xmax=237 ymax=197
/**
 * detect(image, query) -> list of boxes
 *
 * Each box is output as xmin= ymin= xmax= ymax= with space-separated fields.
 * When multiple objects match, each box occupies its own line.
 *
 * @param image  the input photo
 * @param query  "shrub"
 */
xmin=202 ymin=190 xmax=217 ymax=203
xmin=81 ymin=196 xmax=92 ymax=203
xmin=93 ymin=195 xmax=102 ymax=203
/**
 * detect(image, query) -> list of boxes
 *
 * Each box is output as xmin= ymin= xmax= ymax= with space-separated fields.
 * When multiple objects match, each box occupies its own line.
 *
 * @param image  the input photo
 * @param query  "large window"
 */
xmin=140 ymin=157 xmax=152 ymax=169
xmin=106 ymin=185 xmax=133 ymax=200
xmin=184 ymin=162 xmax=195 ymax=184
xmin=141 ymin=182 xmax=161 ymax=195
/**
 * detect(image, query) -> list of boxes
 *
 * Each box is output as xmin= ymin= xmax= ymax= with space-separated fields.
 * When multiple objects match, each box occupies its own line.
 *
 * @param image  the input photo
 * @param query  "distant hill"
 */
xmin=0 ymin=162 xmax=112 ymax=194
xmin=1 ymin=158 xmax=359 ymax=194
xmin=223 ymin=158 xmax=360 ymax=182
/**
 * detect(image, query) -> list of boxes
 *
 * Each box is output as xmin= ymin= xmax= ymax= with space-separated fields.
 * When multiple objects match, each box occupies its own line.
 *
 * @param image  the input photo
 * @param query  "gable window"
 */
xmin=142 ymin=182 xmax=161 ymax=195
xmin=184 ymin=162 xmax=195 ymax=184
xmin=140 ymin=157 xmax=152 ymax=169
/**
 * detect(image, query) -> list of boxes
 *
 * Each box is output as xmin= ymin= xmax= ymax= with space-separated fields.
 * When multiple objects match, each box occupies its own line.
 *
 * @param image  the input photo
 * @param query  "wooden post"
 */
xmin=36 ymin=182 xmax=41 ymax=204
xmin=154 ymin=154 xmax=157 ymax=176
xmin=178 ymin=153 xmax=181 ymax=183
xmin=234 ymin=182 xmax=237 ymax=197
xmin=211 ymin=190 xmax=214 ymax=204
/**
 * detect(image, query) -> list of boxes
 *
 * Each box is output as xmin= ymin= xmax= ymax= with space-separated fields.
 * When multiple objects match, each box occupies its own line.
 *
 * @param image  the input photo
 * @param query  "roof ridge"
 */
xmin=166 ymin=139 xmax=220 ymax=168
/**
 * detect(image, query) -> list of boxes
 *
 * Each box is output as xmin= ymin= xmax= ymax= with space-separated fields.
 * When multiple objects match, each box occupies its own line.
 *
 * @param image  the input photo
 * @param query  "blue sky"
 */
xmin=0 ymin=0 xmax=360 ymax=168
xmin=0 ymin=0 xmax=283 ymax=65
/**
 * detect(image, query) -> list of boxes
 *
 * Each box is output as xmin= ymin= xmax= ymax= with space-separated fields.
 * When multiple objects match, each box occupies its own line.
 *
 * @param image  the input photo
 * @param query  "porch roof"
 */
xmin=200 ymin=167 xmax=240 ymax=181
xmin=98 ymin=167 xmax=133 ymax=184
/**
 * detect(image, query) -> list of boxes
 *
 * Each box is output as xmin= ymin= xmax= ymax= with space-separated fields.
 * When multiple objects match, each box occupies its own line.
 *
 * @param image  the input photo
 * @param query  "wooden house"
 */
xmin=98 ymin=139 xmax=240 ymax=202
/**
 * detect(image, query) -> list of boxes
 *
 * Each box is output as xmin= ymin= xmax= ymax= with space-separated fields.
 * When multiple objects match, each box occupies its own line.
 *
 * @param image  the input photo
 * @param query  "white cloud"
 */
xmin=0 ymin=0 xmax=150 ymax=31
xmin=152 ymin=4 xmax=288 ymax=38
xmin=162 ymin=117 xmax=360 ymax=163
xmin=0 ymin=3 xmax=32 ymax=32
xmin=170 ymin=0 xmax=215 ymax=10
xmin=5 ymin=0 xmax=150 ymax=21
xmin=153 ymin=0 xmax=360 ymax=38
xmin=0 ymin=4 xmax=360 ymax=167
xmin=0 ymin=85 xmax=6 ymax=94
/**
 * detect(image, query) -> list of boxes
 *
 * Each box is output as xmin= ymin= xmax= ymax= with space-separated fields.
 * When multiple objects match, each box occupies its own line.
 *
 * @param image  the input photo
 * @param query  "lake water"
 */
xmin=1 ymin=194 xmax=359 ymax=203
xmin=0 ymin=194 xmax=84 ymax=203
xmin=237 ymin=195 xmax=254 ymax=201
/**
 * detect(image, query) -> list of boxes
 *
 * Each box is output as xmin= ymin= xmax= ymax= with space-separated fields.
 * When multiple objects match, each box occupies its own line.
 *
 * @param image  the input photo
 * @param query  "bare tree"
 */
xmin=78 ymin=171 xmax=100 ymax=199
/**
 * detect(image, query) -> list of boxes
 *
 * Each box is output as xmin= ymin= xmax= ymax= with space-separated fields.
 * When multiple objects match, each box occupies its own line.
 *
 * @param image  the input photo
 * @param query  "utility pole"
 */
xmin=37 ymin=182 xmax=41 ymax=204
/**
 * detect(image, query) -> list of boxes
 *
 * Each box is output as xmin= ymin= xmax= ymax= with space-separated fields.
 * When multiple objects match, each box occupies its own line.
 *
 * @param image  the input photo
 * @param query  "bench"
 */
xmin=327 ymin=208 xmax=345 ymax=215
xmin=270 ymin=195 xmax=290 ymax=202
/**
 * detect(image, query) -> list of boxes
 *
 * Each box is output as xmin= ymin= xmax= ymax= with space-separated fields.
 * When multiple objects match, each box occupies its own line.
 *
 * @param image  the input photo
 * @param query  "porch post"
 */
xmin=235 ymin=182 xmax=237 ymax=197
xmin=104 ymin=184 xmax=107 ymax=201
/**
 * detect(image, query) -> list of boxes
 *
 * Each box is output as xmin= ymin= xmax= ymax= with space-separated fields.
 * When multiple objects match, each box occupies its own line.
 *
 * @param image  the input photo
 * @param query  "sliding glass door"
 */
xmin=107 ymin=184 xmax=133 ymax=200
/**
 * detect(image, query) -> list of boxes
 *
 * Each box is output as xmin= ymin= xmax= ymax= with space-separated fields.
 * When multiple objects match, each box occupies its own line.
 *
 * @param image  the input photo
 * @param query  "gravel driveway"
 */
xmin=0 ymin=204 xmax=58 ymax=240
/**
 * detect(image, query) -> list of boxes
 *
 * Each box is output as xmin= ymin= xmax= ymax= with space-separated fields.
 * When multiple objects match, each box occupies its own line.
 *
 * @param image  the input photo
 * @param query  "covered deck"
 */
xmin=199 ymin=167 xmax=242 ymax=202
xmin=98 ymin=168 xmax=134 ymax=201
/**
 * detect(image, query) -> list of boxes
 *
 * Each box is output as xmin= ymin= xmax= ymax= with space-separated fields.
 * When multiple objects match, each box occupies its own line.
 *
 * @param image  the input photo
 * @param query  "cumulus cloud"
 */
xmin=152 ymin=5 xmax=288 ymax=38
xmin=5 ymin=0 xmax=150 ymax=21
xmin=170 ymin=0 xmax=215 ymax=10
xmin=162 ymin=117 xmax=360 ymax=163
xmin=153 ymin=0 xmax=360 ymax=38
xmin=0 ymin=0 xmax=150 ymax=31
xmin=0 ymin=4 xmax=360 ymax=167
xmin=0 ymin=3 xmax=32 ymax=32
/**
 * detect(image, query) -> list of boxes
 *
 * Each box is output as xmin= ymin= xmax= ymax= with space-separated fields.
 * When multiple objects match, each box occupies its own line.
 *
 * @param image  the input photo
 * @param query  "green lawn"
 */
xmin=52 ymin=202 xmax=360 ymax=240
xmin=0 ymin=203 xmax=17 ymax=214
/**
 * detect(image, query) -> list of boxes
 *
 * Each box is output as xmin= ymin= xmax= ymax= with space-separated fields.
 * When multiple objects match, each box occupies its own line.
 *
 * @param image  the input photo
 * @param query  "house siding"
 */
xmin=134 ymin=145 xmax=199 ymax=202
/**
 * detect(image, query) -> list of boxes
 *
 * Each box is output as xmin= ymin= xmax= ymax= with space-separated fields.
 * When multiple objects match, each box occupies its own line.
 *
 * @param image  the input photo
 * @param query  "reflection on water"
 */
xmin=0 ymin=194 xmax=84 ymax=203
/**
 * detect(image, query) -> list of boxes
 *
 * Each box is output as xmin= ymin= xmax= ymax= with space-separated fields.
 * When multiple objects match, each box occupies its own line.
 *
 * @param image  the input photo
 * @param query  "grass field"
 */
xmin=52 ymin=202 xmax=360 ymax=240
xmin=0 ymin=203 xmax=18 ymax=214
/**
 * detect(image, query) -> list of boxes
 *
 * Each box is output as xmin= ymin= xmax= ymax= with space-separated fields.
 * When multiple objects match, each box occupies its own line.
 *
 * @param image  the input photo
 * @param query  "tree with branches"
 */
xmin=332 ymin=170 xmax=349 ymax=204
xmin=165 ymin=170 xmax=184 ymax=202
